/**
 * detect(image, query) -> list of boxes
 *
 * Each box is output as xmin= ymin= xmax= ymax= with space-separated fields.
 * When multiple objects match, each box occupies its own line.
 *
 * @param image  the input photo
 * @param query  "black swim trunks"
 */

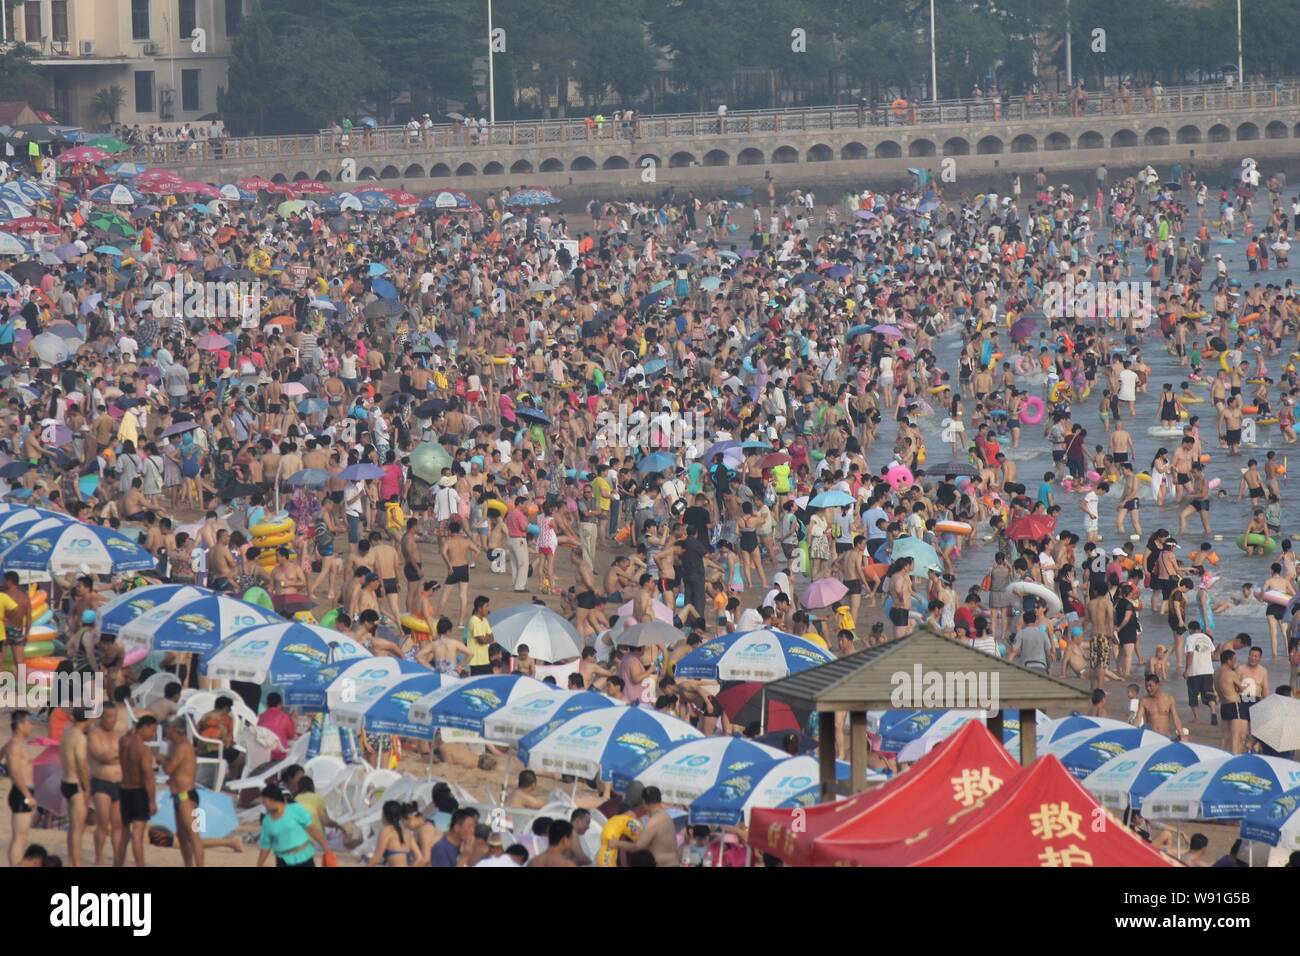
xmin=8 ymin=787 xmax=31 ymax=814
xmin=577 ymin=590 xmax=601 ymax=610
xmin=120 ymin=787 xmax=151 ymax=825
xmin=59 ymin=781 xmax=81 ymax=800
xmin=446 ymin=565 xmax=470 ymax=585
xmin=90 ymin=777 xmax=120 ymax=801
xmin=403 ymin=562 xmax=422 ymax=583
xmin=889 ymin=607 xmax=910 ymax=627
xmin=383 ymin=577 xmax=400 ymax=596
xmin=1219 ymin=701 xmax=1245 ymax=722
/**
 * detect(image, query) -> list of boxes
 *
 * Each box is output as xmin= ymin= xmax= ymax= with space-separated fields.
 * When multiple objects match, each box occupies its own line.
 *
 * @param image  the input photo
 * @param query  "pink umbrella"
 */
xmin=139 ymin=180 xmax=185 ymax=196
xmin=281 ymin=381 xmax=309 ymax=396
xmin=196 ymin=333 xmax=230 ymax=350
xmin=801 ymin=577 xmax=848 ymax=609
xmin=59 ymin=146 xmax=111 ymax=165
xmin=181 ymin=181 xmax=223 ymax=199
xmin=616 ymin=599 xmax=673 ymax=624
xmin=137 ymin=167 xmax=184 ymax=184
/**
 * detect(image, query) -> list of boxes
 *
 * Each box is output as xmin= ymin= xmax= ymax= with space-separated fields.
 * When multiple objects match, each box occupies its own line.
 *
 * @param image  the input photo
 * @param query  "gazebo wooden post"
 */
xmin=818 ymin=711 xmax=837 ymax=799
xmin=848 ymin=711 xmax=868 ymax=794
xmin=1019 ymin=708 xmax=1038 ymax=766
xmin=985 ymin=710 xmax=1003 ymax=746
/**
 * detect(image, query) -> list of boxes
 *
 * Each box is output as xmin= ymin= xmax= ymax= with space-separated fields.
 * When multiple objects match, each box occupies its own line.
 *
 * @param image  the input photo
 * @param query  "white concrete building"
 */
xmin=4 ymin=0 xmax=242 ymax=128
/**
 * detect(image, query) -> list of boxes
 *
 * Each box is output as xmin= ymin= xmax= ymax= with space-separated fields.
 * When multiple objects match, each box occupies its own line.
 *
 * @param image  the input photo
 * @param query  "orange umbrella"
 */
xmin=266 ymin=315 xmax=296 ymax=328
xmin=215 ymin=226 xmax=237 ymax=244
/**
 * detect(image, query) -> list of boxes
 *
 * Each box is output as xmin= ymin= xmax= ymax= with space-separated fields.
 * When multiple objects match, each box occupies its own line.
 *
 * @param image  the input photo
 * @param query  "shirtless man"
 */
xmin=368 ymin=530 xmax=404 ymax=624
xmin=1136 ymin=674 xmax=1187 ymax=739
xmin=505 ymin=770 xmax=549 ymax=810
xmin=163 ymin=719 xmax=204 ymax=867
xmin=118 ymin=716 xmax=158 ymax=867
xmin=1 ymin=571 xmax=31 ymax=668
xmin=270 ymin=547 xmax=310 ymax=615
xmin=88 ymin=707 xmax=125 ymax=865
xmin=570 ymin=547 xmax=605 ymax=640
xmin=603 ymin=555 xmax=638 ymax=606
xmin=529 ymin=819 xmax=578 ymax=867
xmin=434 ymin=520 xmax=479 ymax=627
xmin=418 ymin=615 xmax=473 ymax=675
xmin=1170 ymin=439 xmax=1195 ymax=503
xmin=1178 ymin=464 xmax=1211 ymax=535
xmin=1086 ymin=584 xmax=1119 ymax=690
xmin=1116 ymin=463 xmax=1142 ymax=537
xmin=59 ymin=708 xmax=93 ymax=866
xmin=1237 ymin=645 xmax=1271 ymax=728
xmin=611 ymin=786 xmax=678 ymax=866
xmin=1213 ymin=649 xmax=1248 ymax=754
xmin=207 ymin=528 xmax=237 ymax=592
xmin=888 ymin=558 xmax=916 ymax=638
xmin=2 ymin=711 xmax=35 ymax=866
xmin=400 ymin=518 xmax=423 ymax=614
xmin=1108 ymin=418 xmax=1135 ymax=469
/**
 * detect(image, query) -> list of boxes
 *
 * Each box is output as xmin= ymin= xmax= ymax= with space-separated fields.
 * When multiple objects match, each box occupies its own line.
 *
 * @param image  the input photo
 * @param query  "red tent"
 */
xmin=750 ymin=719 xmax=1019 ymax=866
xmin=820 ymin=755 xmax=1173 ymax=867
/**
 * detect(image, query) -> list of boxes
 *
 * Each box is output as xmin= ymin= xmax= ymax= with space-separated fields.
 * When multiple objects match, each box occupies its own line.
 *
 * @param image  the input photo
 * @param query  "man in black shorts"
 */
xmin=118 ymin=715 xmax=158 ymax=867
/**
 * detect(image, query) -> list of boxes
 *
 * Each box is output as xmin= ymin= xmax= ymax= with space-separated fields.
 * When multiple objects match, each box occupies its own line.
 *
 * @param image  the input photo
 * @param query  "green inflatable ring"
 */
xmin=1236 ymin=533 xmax=1278 ymax=554
xmin=1 ymin=640 xmax=55 ymax=662
xmin=318 ymin=607 xmax=341 ymax=629
xmin=242 ymin=586 xmax=276 ymax=611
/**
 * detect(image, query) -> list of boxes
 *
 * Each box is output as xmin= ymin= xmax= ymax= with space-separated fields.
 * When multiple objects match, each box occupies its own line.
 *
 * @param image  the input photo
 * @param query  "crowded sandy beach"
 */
xmin=1 ymin=24 xmax=1299 ymax=875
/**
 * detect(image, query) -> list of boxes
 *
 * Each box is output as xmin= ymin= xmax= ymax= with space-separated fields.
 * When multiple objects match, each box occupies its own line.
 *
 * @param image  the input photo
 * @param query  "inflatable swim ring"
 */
xmin=935 ymin=521 xmax=974 ymax=537
xmin=1236 ymin=533 xmax=1278 ymax=554
xmin=1007 ymin=580 xmax=1063 ymax=614
xmin=1019 ymin=396 xmax=1045 ymax=426
xmin=400 ymin=614 xmax=431 ymax=633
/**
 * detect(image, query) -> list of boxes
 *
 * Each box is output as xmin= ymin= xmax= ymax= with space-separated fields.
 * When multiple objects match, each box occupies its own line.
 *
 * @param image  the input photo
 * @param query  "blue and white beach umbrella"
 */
xmin=202 ymin=622 xmax=367 ymax=685
xmin=334 ymin=672 xmax=461 ymax=738
xmin=286 ymin=656 xmax=428 ymax=711
xmin=893 ymin=710 xmax=989 ymax=761
xmin=119 ymin=593 xmax=280 ymax=654
xmin=0 ymin=198 xmax=32 ymax=219
xmin=1003 ymin=714 xmax=1131 ymax=758
xmin=1082 ymin=741 xmax=1227 ymax=812
xmin=517 ymin=705 xmax=701 ymax=781
xmin=1143 ymin=753 xmax=1300 ymax=821
xmin=1240 ymin=786 xmax=1300 ymax=850
xmin=88 ymin=183 xmax=144 ymax=205
xmin=689 ymin=755 xmax=827 ymax=826
xmin=673 ymin=628 xmax=834 ymax=682
xmin=0 ymin=519 xmax=155 ymax=576
xmin=481 ymin=687 xmax=617 ymax=744
xmin=0 ymin=515 xmax=73 ymax=551
xmin=98 ymin=584 xmax=210 ymax=636
xmin=1045 ymin=728 xmax=1172 ymax=781
xmin=409 ymin=674 xmax=548 ymax=735
xmin=613 ymin=735 xmax=786 ymax=805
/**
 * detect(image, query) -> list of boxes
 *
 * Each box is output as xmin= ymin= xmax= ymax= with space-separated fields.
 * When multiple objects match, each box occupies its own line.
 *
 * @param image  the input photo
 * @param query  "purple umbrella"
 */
xmin=162 ymin=421 xmax=200 ymax=438
xmin=825 ymin=264 xmax=852 ymax=279
xmin=1010 ymin=316 xmax=1037 ymax=343
xmin=801 ymin=577 xmax=849 ymax=609
xmin=872 ymin=324 xmax=905 ymax=338
xmin=855 ymin=209 xmax=879 ymax=220
xmin=54 ymin=243 xmax=81 ymax=262
xmin=339 ymin=463 xmax=385 ymax=481
xmin=46 ymin=320 xmax=83 ymax=340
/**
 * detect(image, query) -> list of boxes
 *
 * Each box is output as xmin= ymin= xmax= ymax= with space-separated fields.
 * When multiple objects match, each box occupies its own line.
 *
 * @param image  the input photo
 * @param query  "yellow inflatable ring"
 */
xmin=1177 ymin=395 xmax=1203 ymax=405
xmin=1137 ymin=472 xmax=1151 ymax=483
xmin=1256 ymin=417 xmax=1280 ymax=425
xmin=400 ymin=614 xmax=431 ymax=633
xmin=1220 ymin=352 xmax=1231 ymax=372
xmin=251 ymin=518 xmax=294 ymax=537
xmin=485 ymin=498 xmax=508 ymax=516
xmin=253 ymin=531 xmax=295 ymax=548
xmin=929 ymin=385 xmax=950 ymax=395
xmin=935 ymin=520 xmax=973 ymax=536
xmin=492 ymin=356 xmax=512 ymax=365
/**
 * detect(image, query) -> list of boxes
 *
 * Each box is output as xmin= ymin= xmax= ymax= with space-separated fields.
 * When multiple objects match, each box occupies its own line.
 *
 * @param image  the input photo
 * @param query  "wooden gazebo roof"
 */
xmin=765 ymin=629 xmax=1093 ymax=712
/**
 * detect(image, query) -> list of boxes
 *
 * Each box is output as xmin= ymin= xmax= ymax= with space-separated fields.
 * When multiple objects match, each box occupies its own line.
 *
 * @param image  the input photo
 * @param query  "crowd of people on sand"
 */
xmin=0 ymin=126 xmax=1299 ymax=868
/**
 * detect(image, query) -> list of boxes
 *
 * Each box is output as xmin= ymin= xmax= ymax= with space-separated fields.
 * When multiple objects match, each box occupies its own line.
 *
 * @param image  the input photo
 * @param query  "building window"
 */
xmin=179 ymin=0 xmax=196 ymax=39
xmin=225 ymin=0 xmax=242 ymax=37
xmin=131 ymin=0 xmax=150 ymax=41
xmin=181 ymin=69 xmax=200 ymax=112
xmin=134 ymin=71 xmax=155 ymax=113
xmin=51 ymin=1 xmax=69 ymax=42
xmin=23 ymin=0 xmax=40 ymax=42
xmin=3 ymin=1 xmax=13 ymax=44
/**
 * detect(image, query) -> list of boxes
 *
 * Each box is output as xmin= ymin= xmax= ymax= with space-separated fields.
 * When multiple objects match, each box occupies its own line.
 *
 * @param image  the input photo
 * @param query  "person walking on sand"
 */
xmin=59 ymin=708 xmax=92 ymax=867
xmin=163 ymin=719 xmax=204 ymax=868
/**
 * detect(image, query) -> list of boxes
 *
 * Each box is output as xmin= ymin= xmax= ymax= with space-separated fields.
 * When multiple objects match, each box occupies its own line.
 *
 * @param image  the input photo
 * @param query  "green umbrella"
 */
xmin=89 ymin=212 xmax=136 ymax=237
xmin=889 ymin=535 xmax=944 ymax=579
xmin=409 ymin=442 xmax=452 ymax=484
xmin=86 ymin=135 xmax=130 ymax=154
xmin=277 ymin=199 xmax=308 ymax=217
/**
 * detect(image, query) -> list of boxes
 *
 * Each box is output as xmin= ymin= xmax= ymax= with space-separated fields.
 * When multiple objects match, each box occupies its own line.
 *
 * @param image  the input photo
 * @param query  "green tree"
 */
xmin=91 ymin=84 xmax=126 ymax=127
xmin=0 ymin=45 xmax=51 ymax=110
xmin=218 ymin=9 xmax=278 ymax=134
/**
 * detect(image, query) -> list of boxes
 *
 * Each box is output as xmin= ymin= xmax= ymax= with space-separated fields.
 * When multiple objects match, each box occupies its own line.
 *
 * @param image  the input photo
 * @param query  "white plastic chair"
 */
xmin=131 ymin=672 xmax=179 ymax=710
xmin=224 ymin=734 xmax=310 ymax=795
xmin=185 ymin=713 xmax=228 ymax=792
xmin=302 ymin=755 xmax=348 ymax=793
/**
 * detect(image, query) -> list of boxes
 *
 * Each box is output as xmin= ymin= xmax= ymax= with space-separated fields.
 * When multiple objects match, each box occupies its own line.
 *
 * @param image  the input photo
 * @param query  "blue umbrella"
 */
xmin=117 ymin=593 xmax=282 ymax=654
xmin=359 ymin=116 xmax=378 ymax=128
xmin=670 ymin=253 xmax=695 ymax=267
xmin=0 ymin=271 xmax=20 ymax=294
xmin=297 ymin=398 xmax=327 ymax=415
xmin=338 ymin=463 xmax=385 ymax=481
xmin=410 ymin=674 xmax=549 ymax=734
xmin=1144 ymin=753 xmax=1300 ymax=821
xmin=94 ymin=245 xmax=125 ymax=257
xmin=808 ymin=490 xmax=854 ymax=508
xmin=1240 ymin=785 xmax=1300 ymax=849
xmin=482 ymin=689 xmax=616 ymax=744
xmin=689 ymin=755 xmax=832 ymax=825
xmin=286 ymin=657 xmax=427 ymax=711
xmin=1045 ymin=728 xmax=1170 ymax=781
xmin=517 ymin=704 xmax=700 ymax=781
xmin=875 ymin=710 xmax=951 ymax=752
xmin=637 ymin=290 xmax=664 ymax=313
xmin=334 ymin=672 xmax=460 ymax=737
xmin=149 ymin=786 xmax=238 ymax=838
xmin=202 ymin=622 xmax=369 ymax=685
xmin=1 ymin=520 xmax=155 ymax=576
xmin=108 ymin=162 xmax=147 ymax=179
xmin=674 ymin=628 xmax=834 ymax=682
xmin=88 ymin=183 xmax=144 ymax=205
xmin=367 ymin=262 xmax=389 ymax=277
xmin=1083 ymin=741 xmax=1226 ymax=812
xmin=11 ymin=180 xmax=50 ymax=204
xmin=642 ymin=358 xmax=667 ymax=376
xmin=356 ymin=191 xmax=396 ymax=213
xmin=97 ymin=584 xmax=210 ymax=636
xmin=0 ymin=183 xmax=32 ymax=207
xmin=310 ymin=298 xmax=337 ymax=311
xmin=613 ymin=735 xmax=786 ymax=804
xmin=846 ymin=324 xmax=871 ymax=341
xmin=515 ymin=407 xmax=550 ymax=426
xmin=371 ymin=277 xmax=397 ymax=300
xmin=505 ymin=188 xmax=560 ymax=207
xmin=889 ymin=535 xmax=944 ymax=578
xmin=0 ymin=515 xmax=73 ymax=551
xmin=285 ymin=468 xmax=329 ymax=489
xmin=637 ymin=451 xmax=676 ymax=473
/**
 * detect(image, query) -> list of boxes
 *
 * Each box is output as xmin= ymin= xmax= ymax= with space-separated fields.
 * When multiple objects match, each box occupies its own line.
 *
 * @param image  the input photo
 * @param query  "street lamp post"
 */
xmin=487 ymin=0 xmax=496 ymax=125
xmin=930 ymin=0 xmax=938 ymax=102
xmin=1236 ymin=0 xmax=1243 ymax=86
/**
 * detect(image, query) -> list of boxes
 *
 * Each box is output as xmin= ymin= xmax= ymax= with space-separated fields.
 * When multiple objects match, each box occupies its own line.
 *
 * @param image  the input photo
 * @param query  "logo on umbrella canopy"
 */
xmin=1147 ymin=761 xmax=1189 ymax=778
xmin=1264 ymin=795 xmax=1297 ymax=820
xmin=615 ymin=732 xmax=659 ymax=755
xmin=389 ymin=690 xmax=424 ymax=713
xmin=281 ymin=642 xmax=327 ymax=665
xmin=1221 ymin=772 xmax=1273 ymax=796
xmin=106 ymin=537 xmax=142 ymax=553
xmin=788 ymin=646 xmax=828 ymax=665
xmin=463 ymin=688 xmax=501 ymax=712
xmin=176 ymin=614 xmax=216 ymax=634
xmin=1087 ymin=740 xmax=1129 ymax=761
xmin=22 ymin=537 xmax=54 ymax=553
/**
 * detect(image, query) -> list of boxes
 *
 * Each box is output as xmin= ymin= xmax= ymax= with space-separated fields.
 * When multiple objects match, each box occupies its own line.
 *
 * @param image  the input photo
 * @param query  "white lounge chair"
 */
xmin=224 ymin=734 xmax=310 ymax=794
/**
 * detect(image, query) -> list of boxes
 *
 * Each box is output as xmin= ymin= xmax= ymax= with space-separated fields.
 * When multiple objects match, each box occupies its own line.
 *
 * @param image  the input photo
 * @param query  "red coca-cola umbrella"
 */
xmin=264 ymin=182 xmax=299 ymax=197
xmin=136 ymin=167 xmax=184 ymax=184
xmin=1006 ymin=514 xmax=1057 ymax=541
xmin=1 ymin=217 xmax=60 ymax=235
xmin=237 ymin=176 xmax=276 ymax=192
xmin=293 ymin=180 xmax=333 ymax=195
